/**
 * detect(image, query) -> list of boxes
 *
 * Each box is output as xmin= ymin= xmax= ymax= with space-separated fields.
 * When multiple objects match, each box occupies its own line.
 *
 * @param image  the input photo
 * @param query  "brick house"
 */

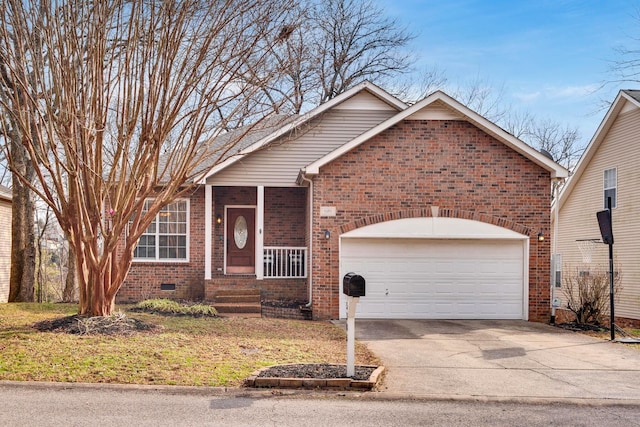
xmin=118 ymin=82 xmax=568 ymax=321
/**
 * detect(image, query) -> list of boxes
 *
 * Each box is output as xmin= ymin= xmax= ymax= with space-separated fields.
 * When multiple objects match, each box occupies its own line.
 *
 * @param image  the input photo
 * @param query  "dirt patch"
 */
xmin=257 ymin=363 xmax=376 ymax=381
xmin=33 ymin=313 xmax=159 ymax=336
xmin=554 ymin=322 xmax=607 ymax=332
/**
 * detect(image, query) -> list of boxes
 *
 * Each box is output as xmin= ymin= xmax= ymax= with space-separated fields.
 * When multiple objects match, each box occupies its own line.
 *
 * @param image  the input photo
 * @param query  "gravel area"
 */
xmin=256 ymin=363 xmax=376 ymax=381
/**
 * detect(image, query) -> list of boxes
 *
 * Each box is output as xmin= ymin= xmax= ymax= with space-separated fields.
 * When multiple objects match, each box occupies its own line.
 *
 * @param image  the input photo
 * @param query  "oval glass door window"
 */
xmin=234 ymin=215 xmax=248 ymax=249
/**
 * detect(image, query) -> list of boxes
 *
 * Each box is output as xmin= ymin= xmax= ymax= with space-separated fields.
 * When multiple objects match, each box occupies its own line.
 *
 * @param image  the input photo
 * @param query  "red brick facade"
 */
xmin=119 ymin=119 xmax=553 ymax=323
xmin=310 ymin=120 xmax=551 ymax=321
xmin=117 ymin=188 xmax=207 ymax=302
xmin=119 ymin=186 xmax=309 ymax=304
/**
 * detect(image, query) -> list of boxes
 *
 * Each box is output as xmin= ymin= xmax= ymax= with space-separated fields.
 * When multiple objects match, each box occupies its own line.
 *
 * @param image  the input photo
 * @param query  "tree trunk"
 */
xmin=75 ymin=245 xmax=126 ymax=316
xmin=62 ymin=245 xmax=77 ymax=302
xmin=8 ymin=141 xmax=36 ymax=303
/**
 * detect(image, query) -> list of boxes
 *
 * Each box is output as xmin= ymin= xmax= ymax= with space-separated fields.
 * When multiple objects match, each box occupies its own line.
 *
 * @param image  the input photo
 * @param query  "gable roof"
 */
xmin=301 ymin=90 xmax=569 ymax=179
xmin=197 ymin=81 xmax=408 ymax=183
xmin=0 ymin=184 xmax=11 ymax=202
xmin=555 ymin=89 xmax=640 ymax=212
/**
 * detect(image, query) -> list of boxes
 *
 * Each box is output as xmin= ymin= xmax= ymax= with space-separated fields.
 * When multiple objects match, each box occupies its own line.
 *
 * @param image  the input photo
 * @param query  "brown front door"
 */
xmin=226 ymin=207 xmax=255 ymax=274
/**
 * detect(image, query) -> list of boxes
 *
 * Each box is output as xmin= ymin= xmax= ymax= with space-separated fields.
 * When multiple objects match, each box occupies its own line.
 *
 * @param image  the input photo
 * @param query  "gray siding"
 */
xmin=207 ymin=108 xmax=396 ymax=187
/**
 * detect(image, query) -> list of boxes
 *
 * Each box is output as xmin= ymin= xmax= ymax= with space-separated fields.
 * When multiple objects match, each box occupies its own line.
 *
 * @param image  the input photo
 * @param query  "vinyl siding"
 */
xmin=207 ymin=108 xmax=396 ymax=187
xmin=0 ymin=198 xmax=11 ymax=303
xmin=556 ymin=106 xmax=640 ymax=319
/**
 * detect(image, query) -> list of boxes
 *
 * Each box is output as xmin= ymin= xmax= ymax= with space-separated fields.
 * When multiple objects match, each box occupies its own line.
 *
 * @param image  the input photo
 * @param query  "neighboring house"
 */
xmin=553 ymin=89 xmax=640 ymax=325
xmin=0 ymin=185 xmax=12 ymax=303
xmin=118 ymin=81 xmax=567 ymax=321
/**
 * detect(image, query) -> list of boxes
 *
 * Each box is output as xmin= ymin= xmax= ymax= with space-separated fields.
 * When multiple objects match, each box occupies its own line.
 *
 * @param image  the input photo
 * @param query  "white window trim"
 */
xmin=603 ymin=167 xmax=617 ymax=209
xmin=133 ymin=198 xmax=190 ymax=263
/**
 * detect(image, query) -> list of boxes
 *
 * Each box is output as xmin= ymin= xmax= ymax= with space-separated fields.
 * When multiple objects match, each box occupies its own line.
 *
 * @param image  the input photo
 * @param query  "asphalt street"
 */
xmin=1 ymin=383 xmax=639 ymax=426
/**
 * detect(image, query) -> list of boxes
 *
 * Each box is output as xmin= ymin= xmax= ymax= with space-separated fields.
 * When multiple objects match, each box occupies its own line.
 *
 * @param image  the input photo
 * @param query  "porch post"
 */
xmin=256 ymin=186 xmax=264 ymax=279
xmin=204 ymin=184 xmax=212 ymax=280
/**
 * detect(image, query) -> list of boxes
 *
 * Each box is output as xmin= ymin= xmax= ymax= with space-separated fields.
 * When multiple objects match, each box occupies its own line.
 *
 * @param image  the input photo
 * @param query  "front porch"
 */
xmin=204 ymin=185 xmax=310 ymax=312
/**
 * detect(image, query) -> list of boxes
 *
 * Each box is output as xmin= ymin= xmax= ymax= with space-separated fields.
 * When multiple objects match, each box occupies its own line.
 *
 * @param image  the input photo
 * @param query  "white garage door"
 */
xmin=340 ymin=238 xmax=526 ymax=319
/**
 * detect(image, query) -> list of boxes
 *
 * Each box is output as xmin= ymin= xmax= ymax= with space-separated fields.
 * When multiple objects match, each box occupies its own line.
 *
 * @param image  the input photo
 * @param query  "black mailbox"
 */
xmin=343 ymin=272 xmax=365 ymax=297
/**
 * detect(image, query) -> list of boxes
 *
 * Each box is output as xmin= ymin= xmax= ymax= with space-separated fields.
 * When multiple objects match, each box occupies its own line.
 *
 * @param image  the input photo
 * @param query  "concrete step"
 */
xmin=214 ymin=289 xmax=261 ymax=297
xmin=214 ymin=302 xmax=262 ymax=314
xmin=212 ymin=289 xmax=262 ymax=317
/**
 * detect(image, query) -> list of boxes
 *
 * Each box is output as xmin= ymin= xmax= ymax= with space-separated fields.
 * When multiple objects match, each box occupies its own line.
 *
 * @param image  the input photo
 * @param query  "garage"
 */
xmin=339 ymin=218 xmax=529 ymax=320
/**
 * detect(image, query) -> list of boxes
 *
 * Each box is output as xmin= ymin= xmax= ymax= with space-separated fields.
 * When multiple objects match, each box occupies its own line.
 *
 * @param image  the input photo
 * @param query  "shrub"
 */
xmin=562 ymin=265 xmax=621 ymax=325
xmin=132 ymin=299 xmax=218 ymax=317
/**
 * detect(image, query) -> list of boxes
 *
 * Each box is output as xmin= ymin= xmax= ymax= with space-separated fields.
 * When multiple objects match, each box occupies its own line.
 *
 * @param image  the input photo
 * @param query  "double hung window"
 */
xmin=603 ymin=168 xmax=617 ymax=209
xmin=134 ymin=199 xmax=189 ymax=261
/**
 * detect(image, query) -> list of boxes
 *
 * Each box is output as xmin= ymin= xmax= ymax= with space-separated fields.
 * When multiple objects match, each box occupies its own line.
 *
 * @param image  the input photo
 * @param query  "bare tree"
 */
xmin=0 ymin=71 xmax=37 ymax=303
xmin=35 ymin=205 xmax=52 ymax=303
xmin=255 ymin=0 xmax=415 ymax=114
xmin=444 ymin=78 xmax=583 ymax=170
xmin=524 ymin=119 xmax=582 ymax=170
xmin=449 ymin=76 xmax=509 ymax=124
xmin=609 ymin=7 xmax=640 ymax=86
xmin=0 ymin=0 xmax=296 ymax=316
xmin=312 ymin=0 xmax=414 ymax=103
xmin=62 ymin=244 xmax=76 ymax=302
xmin=501 ymin=109 xmax=535 ymax=140
xmin=7 ymin=149 xmax=36 ymax=302
xmin=391 ymin=65 xmax=449 ymax=104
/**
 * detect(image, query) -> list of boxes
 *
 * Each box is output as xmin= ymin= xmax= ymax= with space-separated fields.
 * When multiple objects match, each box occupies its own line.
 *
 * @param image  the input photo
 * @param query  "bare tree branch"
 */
xmin=0 ymin=0 xmax=297 ymax=315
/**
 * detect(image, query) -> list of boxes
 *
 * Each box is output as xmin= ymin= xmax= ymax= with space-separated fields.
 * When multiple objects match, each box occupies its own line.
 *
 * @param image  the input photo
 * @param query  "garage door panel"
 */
xmin=341 ymin=238 xmax=526 ymax=319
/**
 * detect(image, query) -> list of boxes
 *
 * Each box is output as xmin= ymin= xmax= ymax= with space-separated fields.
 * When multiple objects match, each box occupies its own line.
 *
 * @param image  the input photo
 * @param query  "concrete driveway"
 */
xmin=353 ymin=319 xmax=640 ymax=403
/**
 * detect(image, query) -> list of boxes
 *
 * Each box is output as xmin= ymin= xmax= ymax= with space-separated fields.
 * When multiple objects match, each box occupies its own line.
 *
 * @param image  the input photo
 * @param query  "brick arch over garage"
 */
xmin=338 ymin=206 xmax=532 ymax=237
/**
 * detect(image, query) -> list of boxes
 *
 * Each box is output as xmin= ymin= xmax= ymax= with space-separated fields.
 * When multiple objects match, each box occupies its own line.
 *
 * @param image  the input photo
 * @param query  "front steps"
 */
xmin=212 ymin=289 xmax=262 ymax=318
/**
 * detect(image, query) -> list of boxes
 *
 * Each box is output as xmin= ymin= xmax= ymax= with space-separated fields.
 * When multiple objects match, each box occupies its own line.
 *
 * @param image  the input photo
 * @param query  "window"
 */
xmin=603 ymin=168 xmax=617 ymax=209
xmin=134 ymin=199 xmax=189 ymax=261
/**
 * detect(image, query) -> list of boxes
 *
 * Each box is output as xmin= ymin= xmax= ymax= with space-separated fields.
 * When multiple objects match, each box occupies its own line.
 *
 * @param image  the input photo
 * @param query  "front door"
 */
xmin=226 ymin=207 xmax=255 ymax=274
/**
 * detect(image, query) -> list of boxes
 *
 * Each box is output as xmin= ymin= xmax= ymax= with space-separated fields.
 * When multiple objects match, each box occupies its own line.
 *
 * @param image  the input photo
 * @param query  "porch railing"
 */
xmin=263 ymin=246 xmax=307 ymax=278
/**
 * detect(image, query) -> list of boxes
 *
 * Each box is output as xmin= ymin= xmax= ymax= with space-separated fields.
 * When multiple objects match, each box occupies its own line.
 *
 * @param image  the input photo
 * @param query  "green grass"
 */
xmin=0 ymin=303 xmax=378 ymax=387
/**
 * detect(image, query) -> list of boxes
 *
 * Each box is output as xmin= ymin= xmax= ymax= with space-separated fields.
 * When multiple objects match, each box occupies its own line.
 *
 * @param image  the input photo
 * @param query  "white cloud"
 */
xmin=547 ymin=84 xmax=600 ymax=99
xmin=513 ymin=84 xmax=600 ymax=105
xmin=513 ymin=91 xmax=542 ymax=102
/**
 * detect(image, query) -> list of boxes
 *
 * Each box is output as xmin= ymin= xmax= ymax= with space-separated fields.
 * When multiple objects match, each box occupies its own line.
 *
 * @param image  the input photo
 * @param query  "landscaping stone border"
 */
xmin=244 ymin=364 xmax=385 ymax=390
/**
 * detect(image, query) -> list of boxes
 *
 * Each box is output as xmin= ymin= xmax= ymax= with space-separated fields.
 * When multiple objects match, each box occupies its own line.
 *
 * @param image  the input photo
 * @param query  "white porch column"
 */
xmin=256 ymin=186 xmax=265 ymax=280
xmin=204 ymin=184 xmax=212 ymax=280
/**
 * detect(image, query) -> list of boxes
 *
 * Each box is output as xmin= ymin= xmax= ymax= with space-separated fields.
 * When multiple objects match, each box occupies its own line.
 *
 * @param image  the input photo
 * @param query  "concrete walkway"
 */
xmin=353 ymin=319 xmax=640 ymax=403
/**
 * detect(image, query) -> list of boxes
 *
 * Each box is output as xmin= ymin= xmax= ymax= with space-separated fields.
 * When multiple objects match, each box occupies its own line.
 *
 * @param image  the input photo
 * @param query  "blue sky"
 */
xmin=377 ymin=0 xmax=640 ymax=148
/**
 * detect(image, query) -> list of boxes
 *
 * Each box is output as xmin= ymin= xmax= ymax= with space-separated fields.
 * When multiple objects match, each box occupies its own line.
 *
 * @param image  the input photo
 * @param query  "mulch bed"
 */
xmin=32 ymin=314 xmax=158 ymax=336
xmin=256 ymin=363 xmax=376 ymax=381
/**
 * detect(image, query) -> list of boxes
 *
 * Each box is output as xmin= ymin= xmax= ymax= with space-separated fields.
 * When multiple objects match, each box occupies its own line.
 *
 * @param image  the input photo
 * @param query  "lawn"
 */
xmin=0 ymin=303 xmax=378 ymax=387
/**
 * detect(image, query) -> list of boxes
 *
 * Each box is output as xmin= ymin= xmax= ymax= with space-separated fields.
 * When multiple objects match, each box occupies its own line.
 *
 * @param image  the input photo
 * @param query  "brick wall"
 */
xmin=121 ymin=185 xmax=309 ymax=304
xmin=206 ymin=186 xmax=308 ymax=302
xmin=310 ymin=120 xmax=552 ymax=321
xmin=117 ymin=188 xmax=206 ymax=303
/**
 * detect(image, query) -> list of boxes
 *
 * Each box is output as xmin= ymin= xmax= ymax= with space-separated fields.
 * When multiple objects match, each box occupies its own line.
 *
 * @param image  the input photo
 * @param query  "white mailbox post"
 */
xmin=343 ymin=273 xmax=365 ymax=378
xmin=346 ymin=296 xmax=359 ymax=377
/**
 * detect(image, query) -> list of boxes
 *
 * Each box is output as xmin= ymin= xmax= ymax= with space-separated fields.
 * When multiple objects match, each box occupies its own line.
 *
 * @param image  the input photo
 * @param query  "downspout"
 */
xmin=550 ymin=177 xmax=563 ymax=324
xmin=300 ymin=174 xmax=313 ymax=308
xmin=552 ymin=179 xmax=561 ymax=257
